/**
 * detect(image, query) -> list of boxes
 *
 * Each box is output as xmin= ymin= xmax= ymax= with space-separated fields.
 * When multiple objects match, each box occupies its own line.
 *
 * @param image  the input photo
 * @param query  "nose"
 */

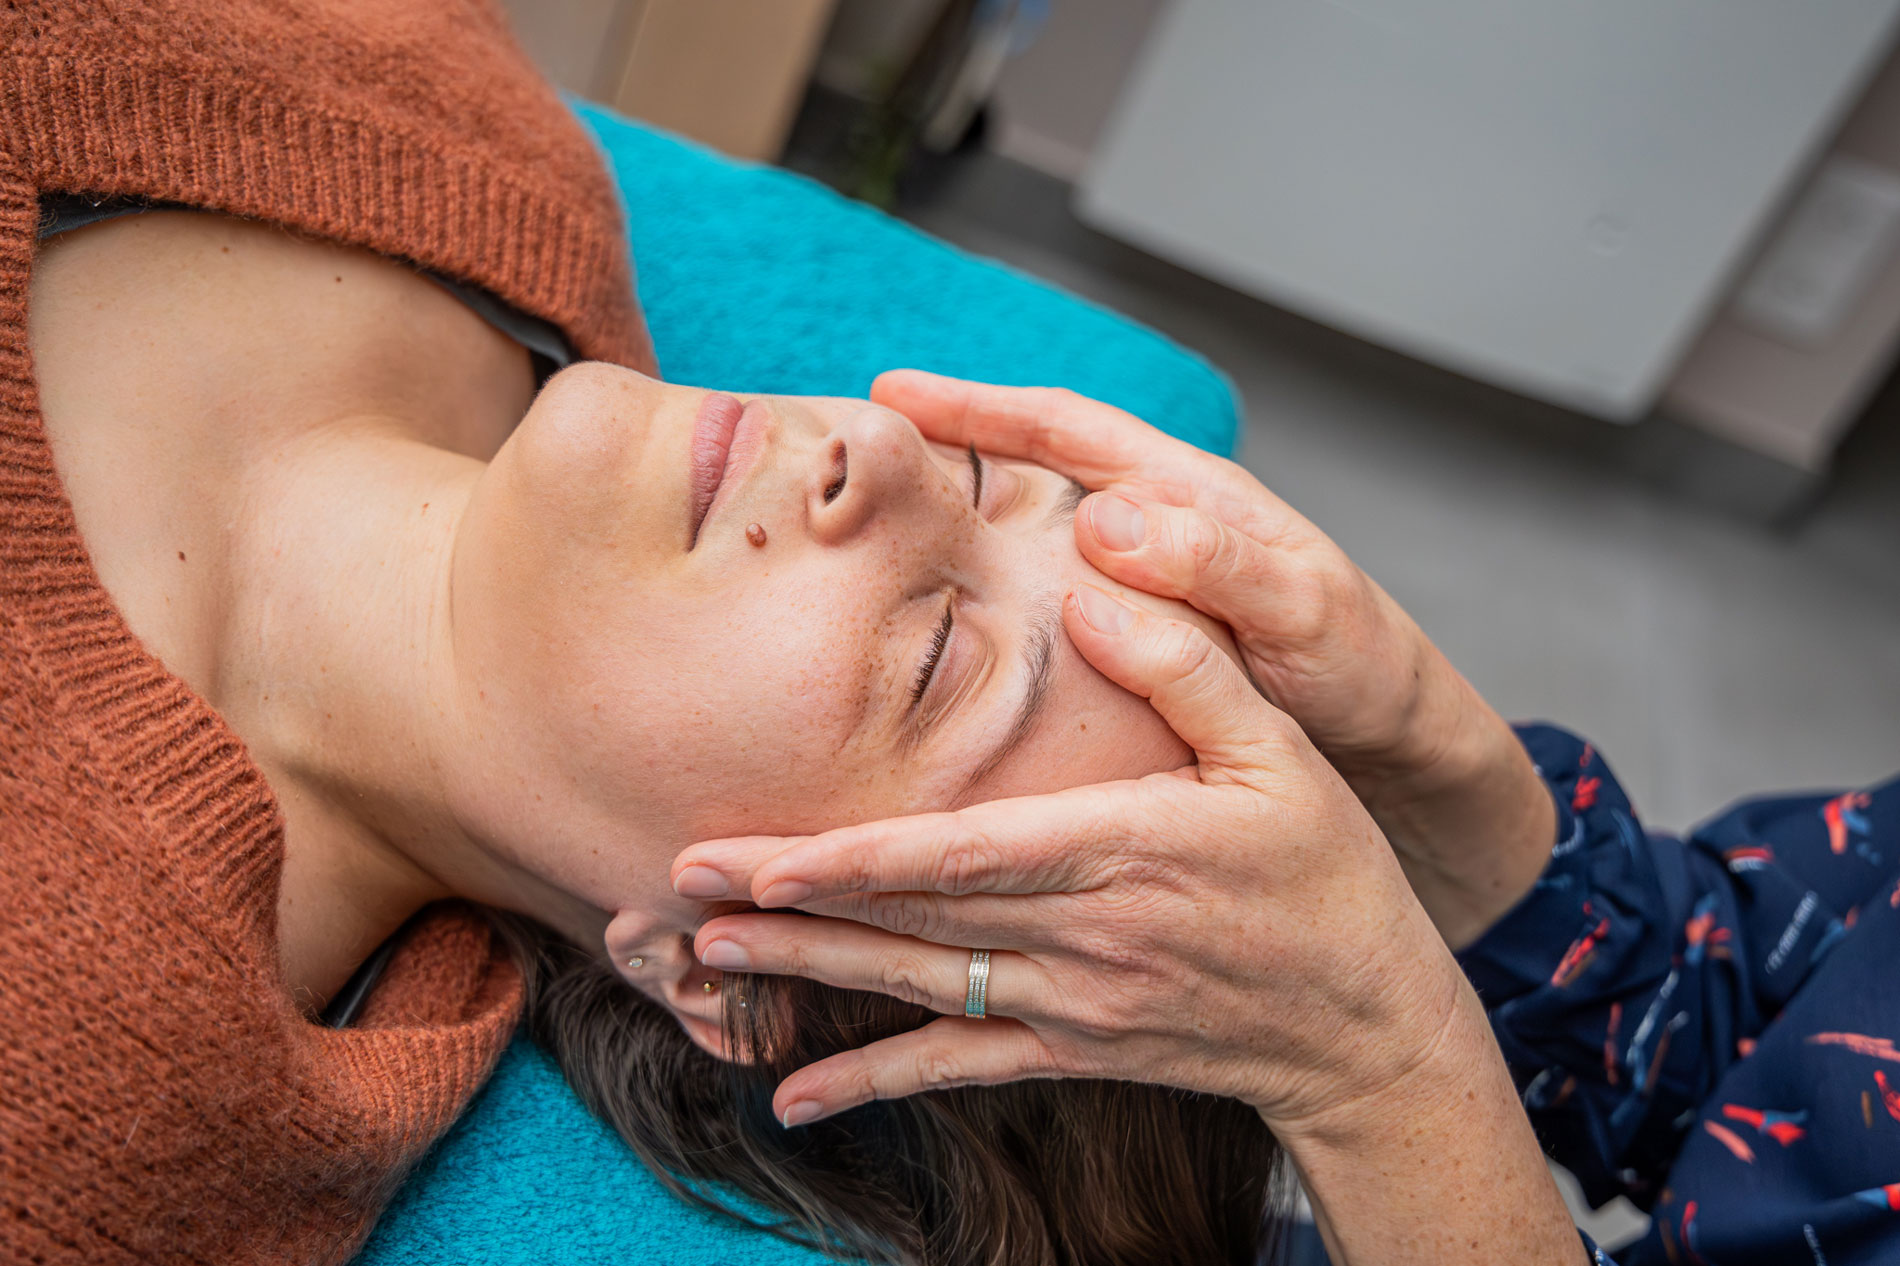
xmin=807 ymin=407 xmax=968 ymax=546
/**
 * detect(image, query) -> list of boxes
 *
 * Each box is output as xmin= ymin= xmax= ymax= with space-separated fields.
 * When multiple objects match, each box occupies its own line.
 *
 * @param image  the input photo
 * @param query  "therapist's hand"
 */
xmin=671 ymin=587 xmax=1581 ymax=1265
xmin=681 ymin=584 xmax=1456 ymax=1123
xmin=871 ymin=370 xmax=1555 ymax=947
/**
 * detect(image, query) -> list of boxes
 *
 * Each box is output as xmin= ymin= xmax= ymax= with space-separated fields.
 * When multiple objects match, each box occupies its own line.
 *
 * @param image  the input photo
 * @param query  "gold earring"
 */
xmin=702 ymin=979 xmax=720 ymax=994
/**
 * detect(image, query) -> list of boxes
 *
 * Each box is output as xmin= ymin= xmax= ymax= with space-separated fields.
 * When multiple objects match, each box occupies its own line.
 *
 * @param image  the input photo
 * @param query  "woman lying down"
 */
xmin=18 ymin=204 xmax=1277 ymax=1263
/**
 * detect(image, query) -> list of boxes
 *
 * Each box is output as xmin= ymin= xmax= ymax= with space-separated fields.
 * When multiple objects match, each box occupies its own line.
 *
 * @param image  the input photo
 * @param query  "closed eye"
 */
xmin=911 ymin=594 xmax=954 ymax=704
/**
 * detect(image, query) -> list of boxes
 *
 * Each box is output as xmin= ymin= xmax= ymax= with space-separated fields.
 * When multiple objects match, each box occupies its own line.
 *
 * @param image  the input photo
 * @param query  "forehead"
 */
xmin=947 ymin=600 xmax=1192 ymax=809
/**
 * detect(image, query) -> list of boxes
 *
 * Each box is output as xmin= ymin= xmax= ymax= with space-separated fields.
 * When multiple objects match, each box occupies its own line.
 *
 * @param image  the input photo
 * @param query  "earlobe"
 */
xmin=657 ymin=965 xmax=749 ymax=1062
xmin=676 ymin=1008 xmax=739 ymax=1061
xmin=604 ymin=907 xmax=750 ymax=1062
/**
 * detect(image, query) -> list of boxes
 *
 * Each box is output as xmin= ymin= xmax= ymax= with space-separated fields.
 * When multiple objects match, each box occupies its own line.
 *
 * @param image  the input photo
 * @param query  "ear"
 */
xmin=603 ymin=906 xmax=745 ymax=1062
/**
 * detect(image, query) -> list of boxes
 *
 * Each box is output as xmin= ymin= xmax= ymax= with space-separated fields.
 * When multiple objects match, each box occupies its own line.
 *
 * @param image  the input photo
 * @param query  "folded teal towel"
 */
xmin=355 ymin=104 xmax=1238 ymax=1266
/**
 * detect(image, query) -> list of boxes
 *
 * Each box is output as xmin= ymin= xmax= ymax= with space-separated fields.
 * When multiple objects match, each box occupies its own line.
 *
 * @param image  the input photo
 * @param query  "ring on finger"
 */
xmin=964 ymin=948 xmax=992 ymax=1019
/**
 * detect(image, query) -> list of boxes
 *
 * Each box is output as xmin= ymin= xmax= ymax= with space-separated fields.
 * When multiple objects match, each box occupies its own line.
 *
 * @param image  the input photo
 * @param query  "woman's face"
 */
xmin=447 ymin=364 xmax=1230 ymax=1013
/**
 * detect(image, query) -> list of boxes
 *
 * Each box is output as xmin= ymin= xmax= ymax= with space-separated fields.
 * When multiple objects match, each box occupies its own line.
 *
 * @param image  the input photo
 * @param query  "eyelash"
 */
xmin=911 ymin=595 xmax=954 ymax=704
xmin=909 ymin=450 xmax=986 ymax=709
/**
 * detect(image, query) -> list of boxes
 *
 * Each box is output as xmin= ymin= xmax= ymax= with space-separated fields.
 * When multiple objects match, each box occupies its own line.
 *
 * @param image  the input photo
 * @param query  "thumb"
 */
xmin=1077 ymin=492 xmax=1314 ymax=641
xmin=1063 ymin=585 xmax=1295 ymax=783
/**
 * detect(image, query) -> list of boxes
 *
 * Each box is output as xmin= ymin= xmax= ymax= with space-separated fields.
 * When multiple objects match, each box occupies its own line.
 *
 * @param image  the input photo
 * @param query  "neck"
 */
xmin=215 ymin=424 xmax=481 ymax=1012
xmin=30 ymin=211 xmax=576 ymax=1013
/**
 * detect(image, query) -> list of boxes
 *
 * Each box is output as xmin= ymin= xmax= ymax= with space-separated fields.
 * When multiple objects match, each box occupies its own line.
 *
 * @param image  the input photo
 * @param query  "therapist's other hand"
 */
xmin=873 ymin=368 xmax=1425 ymax=772
xmin=871 ymin=370 xmax=1554 ymax=947
xmin=675 ymin=586 xmax=1462 ymax=1130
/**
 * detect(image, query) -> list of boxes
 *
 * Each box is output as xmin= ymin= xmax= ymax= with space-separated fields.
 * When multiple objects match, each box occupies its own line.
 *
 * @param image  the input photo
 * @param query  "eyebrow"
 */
xmin=1043 ymin=478 xmax=1088 ymax=531
xmin=954 ymin=595 xmax=1063 ymax=804
xmin=949 ymin=479 xmax=1088 ymax=797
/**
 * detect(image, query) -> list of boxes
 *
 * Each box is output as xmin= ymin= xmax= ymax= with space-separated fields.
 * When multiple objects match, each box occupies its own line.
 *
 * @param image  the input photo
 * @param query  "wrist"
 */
xmin=1315 ymin=582 xmax=1496 ymax=800
xmin=1330 ymin=629 xmax=1499 ymax=804
xmin=1266 ymin=970 xmax=1488 ymax=1149
xmin=1253 ymin=935 xmax=1467 ymax=1137
xmin=1268 ymin=982 xmax=1583 ymax=1265
xmin=1335 ymin=654 xmax=1556 ymax=947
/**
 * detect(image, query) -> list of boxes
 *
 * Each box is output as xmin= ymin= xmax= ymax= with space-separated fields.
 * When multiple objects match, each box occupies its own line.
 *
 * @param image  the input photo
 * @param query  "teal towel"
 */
xmin=356 ymin=105 xmax=1238 ymax=1266
xmin=582 ymin=102 xmax=1237 ymax=455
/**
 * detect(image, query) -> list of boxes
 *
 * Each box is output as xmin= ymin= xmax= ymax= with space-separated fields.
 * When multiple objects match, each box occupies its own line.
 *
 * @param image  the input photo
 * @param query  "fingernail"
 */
xmin=756 ymin=879 xmax=814 ymax=908
xmin=1075 ymin=585 xmax=1133 ymax=634
xmin=780 ymin=1100 xmax=825 ymax=1128
xmin=698 ymin=940 xmax=751 ymax=970
xmin=673 ymin=866 xmax=730 ymax=899
xmin=1088 ymin=494 xmax=1146 ymax=552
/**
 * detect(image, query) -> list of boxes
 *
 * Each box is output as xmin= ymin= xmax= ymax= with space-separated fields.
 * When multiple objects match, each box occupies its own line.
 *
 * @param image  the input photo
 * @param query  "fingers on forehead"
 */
xmin=873 ymin=374 xmax=1153 ymax=486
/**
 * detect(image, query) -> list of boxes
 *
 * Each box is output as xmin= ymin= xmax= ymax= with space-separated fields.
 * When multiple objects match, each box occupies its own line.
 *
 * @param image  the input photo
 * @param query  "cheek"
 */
xmin=558 ymin=586 xmax=903 ymax=839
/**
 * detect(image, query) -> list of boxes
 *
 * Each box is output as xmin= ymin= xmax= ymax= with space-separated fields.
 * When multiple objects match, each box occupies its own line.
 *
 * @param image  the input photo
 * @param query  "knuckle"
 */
xmin=837 ymin=1054 xmax=883 ymax=1103
xmin=874 ymin=895 xmax=941 ymax=942
xmin=824 ymin=849 xmax=875 ymax=895
xmin=1176 ymin=513 xmax=1243 ymax=585
xmin=766 ymin=934 xmax=813 ymax=976
xmin=921 ymin=1050 xmax=965 ymax=1089
xmin=1289 ymin=544 xmax=1367 ymax=635
xmin=873 ymin=950 xmax=943 ymax=1010
xmin=1152 ymin=620 xmax=1219 ymax=682
xmin=933 ymin=822 xmax=998 ymax=895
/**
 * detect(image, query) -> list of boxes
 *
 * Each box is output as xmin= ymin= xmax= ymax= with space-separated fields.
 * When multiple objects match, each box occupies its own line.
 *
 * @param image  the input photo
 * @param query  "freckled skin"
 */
xmin=439 ymin=365 xmax=1236 ymax=1033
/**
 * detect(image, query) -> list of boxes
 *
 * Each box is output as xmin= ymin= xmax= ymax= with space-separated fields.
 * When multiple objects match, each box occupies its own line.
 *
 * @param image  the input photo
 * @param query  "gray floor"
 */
xmin=902 ymin=153 xmax=1900 ymax=835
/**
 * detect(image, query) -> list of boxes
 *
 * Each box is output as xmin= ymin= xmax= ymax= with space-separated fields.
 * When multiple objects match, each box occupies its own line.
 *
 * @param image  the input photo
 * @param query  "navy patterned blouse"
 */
xmin=1458 ymin=725 xmax=1899 ymax=1266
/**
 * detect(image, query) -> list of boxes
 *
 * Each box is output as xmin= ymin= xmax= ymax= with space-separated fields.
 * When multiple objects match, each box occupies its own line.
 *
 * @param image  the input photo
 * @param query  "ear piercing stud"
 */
xmin=703 ymin=980 xmax=720 ymax=994
xmin=745 ymin=522 xmax=767 ymax=547
xmin=625 ymin=956 xmax=644 ymax=969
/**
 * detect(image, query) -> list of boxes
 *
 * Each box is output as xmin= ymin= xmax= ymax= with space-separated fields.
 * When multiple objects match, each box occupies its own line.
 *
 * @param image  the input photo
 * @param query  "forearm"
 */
xmin=1333 ymin=636 xmax=1555 ymax=949
xmin=1272 ymin=980 xmax=1584 ymax=1266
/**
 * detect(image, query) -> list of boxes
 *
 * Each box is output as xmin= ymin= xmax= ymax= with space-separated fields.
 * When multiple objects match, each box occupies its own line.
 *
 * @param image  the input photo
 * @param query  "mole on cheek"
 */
xmin=746 ymin=522 xmax=767 ymax=547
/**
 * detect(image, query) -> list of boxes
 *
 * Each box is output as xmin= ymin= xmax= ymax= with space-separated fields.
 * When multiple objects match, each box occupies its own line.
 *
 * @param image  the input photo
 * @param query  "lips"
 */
xmin=687 ymin=393 xmax=766 ymax=547
xmin=688 ymin=393 xmax=740 ymax=547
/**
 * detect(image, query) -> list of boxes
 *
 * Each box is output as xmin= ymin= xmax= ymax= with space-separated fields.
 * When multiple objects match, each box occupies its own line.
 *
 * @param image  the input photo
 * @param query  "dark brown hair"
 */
xmin=495 ymin=915 xmax=1289 ymax=1265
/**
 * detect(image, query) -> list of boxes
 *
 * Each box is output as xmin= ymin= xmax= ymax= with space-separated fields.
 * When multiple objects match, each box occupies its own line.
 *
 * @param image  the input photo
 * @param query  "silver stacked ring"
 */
xmin=964 ymin=949 xmax=992 ymax=1019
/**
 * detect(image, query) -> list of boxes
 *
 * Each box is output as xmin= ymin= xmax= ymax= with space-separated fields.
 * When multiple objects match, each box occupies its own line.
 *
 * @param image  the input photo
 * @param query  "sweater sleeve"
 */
xmin=1456 ymin=724 xmax=1900 ymax=1210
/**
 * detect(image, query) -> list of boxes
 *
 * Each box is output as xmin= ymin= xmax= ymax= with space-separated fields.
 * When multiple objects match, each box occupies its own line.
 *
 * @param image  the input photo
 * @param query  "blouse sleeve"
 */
xmin=1455 ymin=724 xmax=1900 ymax=1210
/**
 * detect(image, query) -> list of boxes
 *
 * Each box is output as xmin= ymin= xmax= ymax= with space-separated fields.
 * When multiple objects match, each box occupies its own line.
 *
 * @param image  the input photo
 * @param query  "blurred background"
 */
xmin=497 ymin=0 xmax=1900 ymax=1249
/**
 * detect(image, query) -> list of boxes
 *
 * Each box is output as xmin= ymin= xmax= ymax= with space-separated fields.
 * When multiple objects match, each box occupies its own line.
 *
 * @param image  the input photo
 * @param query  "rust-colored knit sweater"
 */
xmin=0 ymin=3 xmax=654 ymax=1261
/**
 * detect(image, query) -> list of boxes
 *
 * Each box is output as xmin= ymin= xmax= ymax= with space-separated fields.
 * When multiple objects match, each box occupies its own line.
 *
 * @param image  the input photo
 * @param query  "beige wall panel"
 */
xmin=608 ymin=0 xmax=838 ymax=161
xmin=496 ymin=0 xmax=632 ymax=96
